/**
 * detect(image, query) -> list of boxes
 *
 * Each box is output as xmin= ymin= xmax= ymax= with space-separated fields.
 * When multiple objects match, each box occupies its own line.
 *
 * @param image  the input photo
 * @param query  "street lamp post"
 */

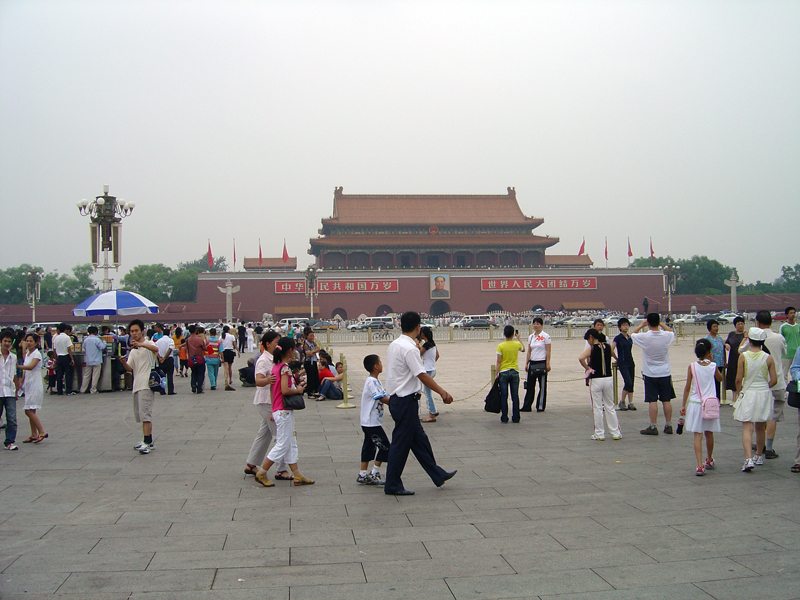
xmin=663 ymin=263 xmax=680 ymax=317
xmin=77 ymin=185 xmax=134 ymax=291
xmin=304 ymin=266 xmax=319 ymax=320
xmin=25 ymin=270 xmax=42 ymax=324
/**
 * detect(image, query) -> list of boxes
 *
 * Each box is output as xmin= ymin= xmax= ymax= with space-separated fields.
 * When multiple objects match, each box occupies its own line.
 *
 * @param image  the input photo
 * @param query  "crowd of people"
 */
xmin=2 ymin=306 xmax=799 ymax=488
xmin=490 ymin=307 xmax=800 ymax=475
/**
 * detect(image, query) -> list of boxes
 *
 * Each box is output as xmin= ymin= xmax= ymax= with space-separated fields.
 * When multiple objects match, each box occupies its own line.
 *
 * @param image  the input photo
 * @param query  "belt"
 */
xmin=390 ymin=393 xmax=421 ymax=401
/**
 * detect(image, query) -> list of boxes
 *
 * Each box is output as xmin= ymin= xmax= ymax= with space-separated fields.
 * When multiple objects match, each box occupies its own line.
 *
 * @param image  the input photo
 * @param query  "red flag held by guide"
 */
xmin=627 ymin=238 xmax=633 ymax=258
xmin=282 ymin=239 xmax=289 ymax=263
xmin=207 ymin=241 xmax=213 ymax=268
xmin=259 ymin=239 xmax=263 ymax=267
xmin=577 ymin=238 xmax=585 ymax=255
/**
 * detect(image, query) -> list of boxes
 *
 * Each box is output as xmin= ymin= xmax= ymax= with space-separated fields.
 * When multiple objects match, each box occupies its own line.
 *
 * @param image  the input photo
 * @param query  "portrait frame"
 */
xmin=430 ymin=273 xmax=451 ymax=300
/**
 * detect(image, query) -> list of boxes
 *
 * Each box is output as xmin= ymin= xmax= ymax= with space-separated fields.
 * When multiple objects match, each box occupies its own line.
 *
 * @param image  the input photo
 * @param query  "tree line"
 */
xmin=0 ymin=254 xmax=227 ymax=305
xmin=2 ymin=253 xmax=798 ymax=306
xmin=628 ymin=256 xmax=800 ymax=295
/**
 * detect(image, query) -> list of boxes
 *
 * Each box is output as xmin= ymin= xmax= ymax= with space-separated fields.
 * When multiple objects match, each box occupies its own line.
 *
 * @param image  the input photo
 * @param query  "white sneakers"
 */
xmin=133 ymin=442 xmax=154 ymax=455
xmin=742 ymin=457 xmax=755 ymax=472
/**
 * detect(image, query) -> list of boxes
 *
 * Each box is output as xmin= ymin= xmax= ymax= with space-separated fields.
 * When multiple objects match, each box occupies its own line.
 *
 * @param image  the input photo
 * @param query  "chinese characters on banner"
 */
xmin=275 ymin=280 xmax=399 ymax=294
xmin=480 ymin=277 xmax=597 ymax=291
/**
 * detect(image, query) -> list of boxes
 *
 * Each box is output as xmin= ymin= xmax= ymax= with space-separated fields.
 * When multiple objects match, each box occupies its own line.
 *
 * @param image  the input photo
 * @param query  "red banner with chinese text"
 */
xmin=275 ymin=280 xmax=399 ymax=294
xmin=480 ymin=277 xmax=597 ymax=291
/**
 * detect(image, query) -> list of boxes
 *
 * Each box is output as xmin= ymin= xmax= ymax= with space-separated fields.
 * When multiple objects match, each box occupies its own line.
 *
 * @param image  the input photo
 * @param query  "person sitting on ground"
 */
xmin=239 ymin=358 xmax=257 ymax=387
xmin=319 ymin=361 xmax=345 ymax=400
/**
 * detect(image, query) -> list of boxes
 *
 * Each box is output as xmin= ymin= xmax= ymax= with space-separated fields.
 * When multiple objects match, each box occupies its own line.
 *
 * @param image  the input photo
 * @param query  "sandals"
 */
xmin=274 ymin=471 xmax=294 ymax=480
xmin=791 ymin=464 xmax=800 ymax=473
xmin=421 ymin=417 xmax=436 ymax=423
xmin=21 ymin=436 xmax=37 ymax=444
xmin=244 ymin=465 xmax=258 ymax=476
xmin=33 ymin=433 xmax=48 ymax=443
xmin=254 ymin=470 xmax=274 ymax=487
xmin=293 ymin=474 xmax=315 ymax=486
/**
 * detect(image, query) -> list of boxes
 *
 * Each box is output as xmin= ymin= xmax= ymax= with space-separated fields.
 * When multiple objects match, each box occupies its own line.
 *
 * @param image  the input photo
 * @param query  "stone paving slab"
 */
xmin=1 ymin=338 xmax=799 ymax=598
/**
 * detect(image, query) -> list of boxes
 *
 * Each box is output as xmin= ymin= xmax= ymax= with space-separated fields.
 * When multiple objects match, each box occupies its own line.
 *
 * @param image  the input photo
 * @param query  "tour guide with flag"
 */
xmin=383 ymin=311 xmax=457 ymax=496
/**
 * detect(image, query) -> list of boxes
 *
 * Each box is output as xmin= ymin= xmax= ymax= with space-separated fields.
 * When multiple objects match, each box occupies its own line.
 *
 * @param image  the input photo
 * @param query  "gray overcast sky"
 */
xmin=1 ymin=0 xmax=798 ymax=286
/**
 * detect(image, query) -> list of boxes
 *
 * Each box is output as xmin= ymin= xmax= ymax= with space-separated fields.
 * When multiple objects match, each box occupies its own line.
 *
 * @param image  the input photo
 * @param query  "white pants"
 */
xmin=80 ymin=364 xmax=102 ymax=393
xmin=267 ymin=410 xmax=298 ymax=465
xmin=590 ymin=378 xmax=620 ymax=438
xmin=246 ymin=404 xmax=286 ymax=470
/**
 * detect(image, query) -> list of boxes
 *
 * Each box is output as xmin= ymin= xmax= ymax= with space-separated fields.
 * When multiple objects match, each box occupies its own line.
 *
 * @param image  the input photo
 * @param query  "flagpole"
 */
xmin=605 ymin=237 xmax=608 ymax=268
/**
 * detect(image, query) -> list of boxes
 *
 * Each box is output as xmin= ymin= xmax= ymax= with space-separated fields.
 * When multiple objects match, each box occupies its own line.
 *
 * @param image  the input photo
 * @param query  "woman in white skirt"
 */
xmin=18 ymin=333 xmax=48 ymax=443
xmin=680 ymin=339 xmax=722 ymax=476
xmin=734 ymin=328 xmax=777 ymax=472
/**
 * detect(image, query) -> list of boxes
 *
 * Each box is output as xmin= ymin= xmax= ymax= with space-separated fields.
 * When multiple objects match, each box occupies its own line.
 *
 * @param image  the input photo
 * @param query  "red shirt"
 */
xmin=318 ymin=367 xmax=335 ymax=381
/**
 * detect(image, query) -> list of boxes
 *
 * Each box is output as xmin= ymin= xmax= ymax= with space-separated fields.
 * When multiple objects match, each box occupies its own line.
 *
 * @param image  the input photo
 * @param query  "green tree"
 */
xmin=120 ymin=264 xmax=175 ymax=302
xmin=629 ymin=255 xmax=732 ymax=295
xmin=178 ymin=254 xmax=227 ymax=272
xmin=60 ymin=264 xmax=98 ymax=303
xmin=777 ymin=264 xmax=800 ymax=293
xmin=169 ymin=269 xmax=201 ymax=302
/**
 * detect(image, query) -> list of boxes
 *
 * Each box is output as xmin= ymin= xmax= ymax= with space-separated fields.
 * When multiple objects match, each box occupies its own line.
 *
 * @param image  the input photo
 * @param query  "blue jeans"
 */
xmin=499 ymin=370 xmax=520 ymax=422
xmin=319 ymin=380 xmax=343 ymax=400
xmin=422 ymin=369 xmax=436 ymax=414
xmin=1 ymin=396 xmax=17 ymax=446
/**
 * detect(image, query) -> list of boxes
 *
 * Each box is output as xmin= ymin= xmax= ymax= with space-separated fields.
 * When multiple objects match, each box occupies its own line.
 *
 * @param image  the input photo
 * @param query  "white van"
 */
xmin=277 ymin=317 xmax=310 ymax=331
xmin=347 ymin=316 xmax=394 ymax=330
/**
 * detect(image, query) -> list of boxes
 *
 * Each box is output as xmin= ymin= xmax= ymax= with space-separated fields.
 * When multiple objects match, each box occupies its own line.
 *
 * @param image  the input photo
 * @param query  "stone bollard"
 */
xmin=490 ymin=364 xmax=496 ymax=385
xmin=567 ymin=323 xmax=572 ymax=339
xmin=335 ymin=353 xmax=356 ymax=409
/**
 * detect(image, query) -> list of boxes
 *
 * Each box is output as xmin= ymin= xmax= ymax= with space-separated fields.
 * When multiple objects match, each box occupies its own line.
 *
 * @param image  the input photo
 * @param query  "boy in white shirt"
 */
xmin=358 ymin=354 xmax=390 ymax=486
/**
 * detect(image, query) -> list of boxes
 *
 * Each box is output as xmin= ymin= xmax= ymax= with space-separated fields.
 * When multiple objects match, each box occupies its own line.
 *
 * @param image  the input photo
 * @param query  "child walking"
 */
xmin=680 ymin=339 xmax=722 ymax=476
xmin=19 ymin=333 xmax=47 ymax=444
xmin=358 ymin=354 xmax=390 ymax=485
xmin=255 ymin=337 xmax=314 ymax=488
xmin=44 ymin=350 xmax=56 ymax=395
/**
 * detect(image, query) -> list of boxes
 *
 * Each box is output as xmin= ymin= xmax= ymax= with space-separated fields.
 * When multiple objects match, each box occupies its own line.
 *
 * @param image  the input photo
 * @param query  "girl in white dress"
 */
xmin=680 ymin=339 xmax=722 ymax=476
xmin=246 ymin=326 xmax=255 ymax=353
xmin=18 ymin=333 xmax=48 ymax=443
xmin=734 ymin=328 xmax=777 ymax=472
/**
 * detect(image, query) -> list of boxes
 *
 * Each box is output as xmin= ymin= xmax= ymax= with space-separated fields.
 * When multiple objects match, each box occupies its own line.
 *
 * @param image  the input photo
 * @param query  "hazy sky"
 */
xmin=1 ymin=0 xmax=798 ymax=287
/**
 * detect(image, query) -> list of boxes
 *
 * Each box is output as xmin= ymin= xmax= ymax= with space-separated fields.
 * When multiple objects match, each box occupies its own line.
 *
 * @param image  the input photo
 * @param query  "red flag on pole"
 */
xmin=282 ymin=239 xmax=289 ymax=263
xmin=258 ymin=239 xmax=263 ymax=267
xmin=207 ymin=240 xmax=213 ymax=268
xmin=650 ymin=238 xmax=655 ymax=259
xmin=627 ymin=238 xmax=633 ymax=258
xmin=233 ymin=239 xmax=237 ymax=271
xmin=577 ymin=238 xmax=585 ymax=255
xmin=604 ymin=237 xmax=608 ymax=261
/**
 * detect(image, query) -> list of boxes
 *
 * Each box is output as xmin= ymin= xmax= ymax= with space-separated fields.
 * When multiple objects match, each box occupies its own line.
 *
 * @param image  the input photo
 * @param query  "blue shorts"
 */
xmin=643 ymin=375 xmax=675 ymax=403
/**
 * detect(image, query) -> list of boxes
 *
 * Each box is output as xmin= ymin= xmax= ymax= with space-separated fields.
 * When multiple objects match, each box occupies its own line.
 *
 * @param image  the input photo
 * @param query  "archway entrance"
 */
xmin=375 ymin=304 xmax=393 ymax=316
xmin=487 ymin=303 xmax=504 ymax=313
xmin=532 ymin=304 xmax=545 ymax=313
xmin=430 ymin=300 xmax=451 ymax=317
xmin=331 ymin=308 xmax=348 ymax=320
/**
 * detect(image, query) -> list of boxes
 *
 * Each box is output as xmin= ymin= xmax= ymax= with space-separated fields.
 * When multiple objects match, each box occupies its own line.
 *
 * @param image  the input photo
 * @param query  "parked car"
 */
xmin=459 ymin=318 xmax=497 ymax=329
xmin=717 ymin=313 xmax=743 ymax=324
xmin=311 ymin=320 xmax=338 ymax=330
xmin=698 ymin=313 xmax=722 ymax=323
xmin=351 ymin=321 xmax=392 ymax=331
xmin=673 ymin=315 xmax=702 ymax=324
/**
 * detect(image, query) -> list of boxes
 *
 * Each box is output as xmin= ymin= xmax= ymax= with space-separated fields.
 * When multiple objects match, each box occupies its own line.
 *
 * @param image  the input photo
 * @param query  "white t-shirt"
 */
xmin=155 ymin=336 xmax=175 ymax=359
xmin=253 ymin=351 xmax=274 ymax=405
xmin=385 ymin=334 xmax=425 ymax=397
xmin=126 ymin=346 xmax=157 ymax=394
xmin=631 ymin=329 xmax=675 ymax=378
xmin=421 ymin=343 xmax=437 ymax=371
xmin=527 ymin=332 xmax=551 ymax=362
xmin=53 ymin=332 xmax=72 ymax=356
xmin=360 ymin=376 xmax=387 ymax=427
xmin=219 ymin=333 xmax=236 ymax=351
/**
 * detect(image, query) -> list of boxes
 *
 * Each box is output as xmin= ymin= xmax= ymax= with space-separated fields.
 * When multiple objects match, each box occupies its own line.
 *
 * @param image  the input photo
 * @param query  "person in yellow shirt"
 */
xmin=496 ymin=325 xmax=525 ymax=423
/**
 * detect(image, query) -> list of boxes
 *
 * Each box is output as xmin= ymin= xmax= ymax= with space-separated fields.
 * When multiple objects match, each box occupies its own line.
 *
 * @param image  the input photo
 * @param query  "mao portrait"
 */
xmin=430 ymin=274 xmax=450 ymax=299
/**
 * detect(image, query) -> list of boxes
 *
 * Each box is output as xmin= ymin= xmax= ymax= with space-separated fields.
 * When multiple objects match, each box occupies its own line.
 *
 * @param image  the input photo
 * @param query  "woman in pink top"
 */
xmin=255 ymin=337 xmax=314 ymax=488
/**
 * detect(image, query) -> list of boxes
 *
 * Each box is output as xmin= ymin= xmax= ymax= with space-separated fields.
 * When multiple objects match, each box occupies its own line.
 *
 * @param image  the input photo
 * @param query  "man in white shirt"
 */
xmin=154 ymin=324 xmax=176 ymax=395
xmin=383 ymin=311 xmax=456 ymax=496
xmin=631 ymin=313 xmax=676 ymax=435
xmin=120 ymin=319 xmax=160 ymax=454
xmin=523 ymin=317 xmax=551 ymax=412
xmin=0 ymin=329 xmax=20 ymax=450
xmin=53 ymin=322 xmax=76 ymax=396
xmin=79 ymin=326 xmax=106 ymax=394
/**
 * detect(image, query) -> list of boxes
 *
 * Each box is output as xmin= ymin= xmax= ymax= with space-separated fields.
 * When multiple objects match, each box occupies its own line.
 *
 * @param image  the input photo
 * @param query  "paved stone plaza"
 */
xmin=1 ymin=337 xmax=799 ymax=599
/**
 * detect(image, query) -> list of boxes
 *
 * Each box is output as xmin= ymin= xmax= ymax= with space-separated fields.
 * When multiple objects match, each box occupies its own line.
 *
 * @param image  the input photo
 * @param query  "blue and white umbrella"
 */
xmin=73 ymin=290 xmax=159 ymax=317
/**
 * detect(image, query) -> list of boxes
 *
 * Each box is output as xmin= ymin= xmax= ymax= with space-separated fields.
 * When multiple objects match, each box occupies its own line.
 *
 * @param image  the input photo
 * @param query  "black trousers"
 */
xmin=161 ymin=356 xmax=175 ymax=394
xmin=384 ymin=393 xmax=447 ymax=493
xmin=55 ymin=355 xmax=74 ymax=395
xmin=304 ymin=361 xmax=320 ymax=395
xmin=361 ymin=425 xmax=390 ymax=463
xmin=238 ymin=336 xmax=246 ymax=352
xmin=522 ymin=361 xmax=547 ymax=411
